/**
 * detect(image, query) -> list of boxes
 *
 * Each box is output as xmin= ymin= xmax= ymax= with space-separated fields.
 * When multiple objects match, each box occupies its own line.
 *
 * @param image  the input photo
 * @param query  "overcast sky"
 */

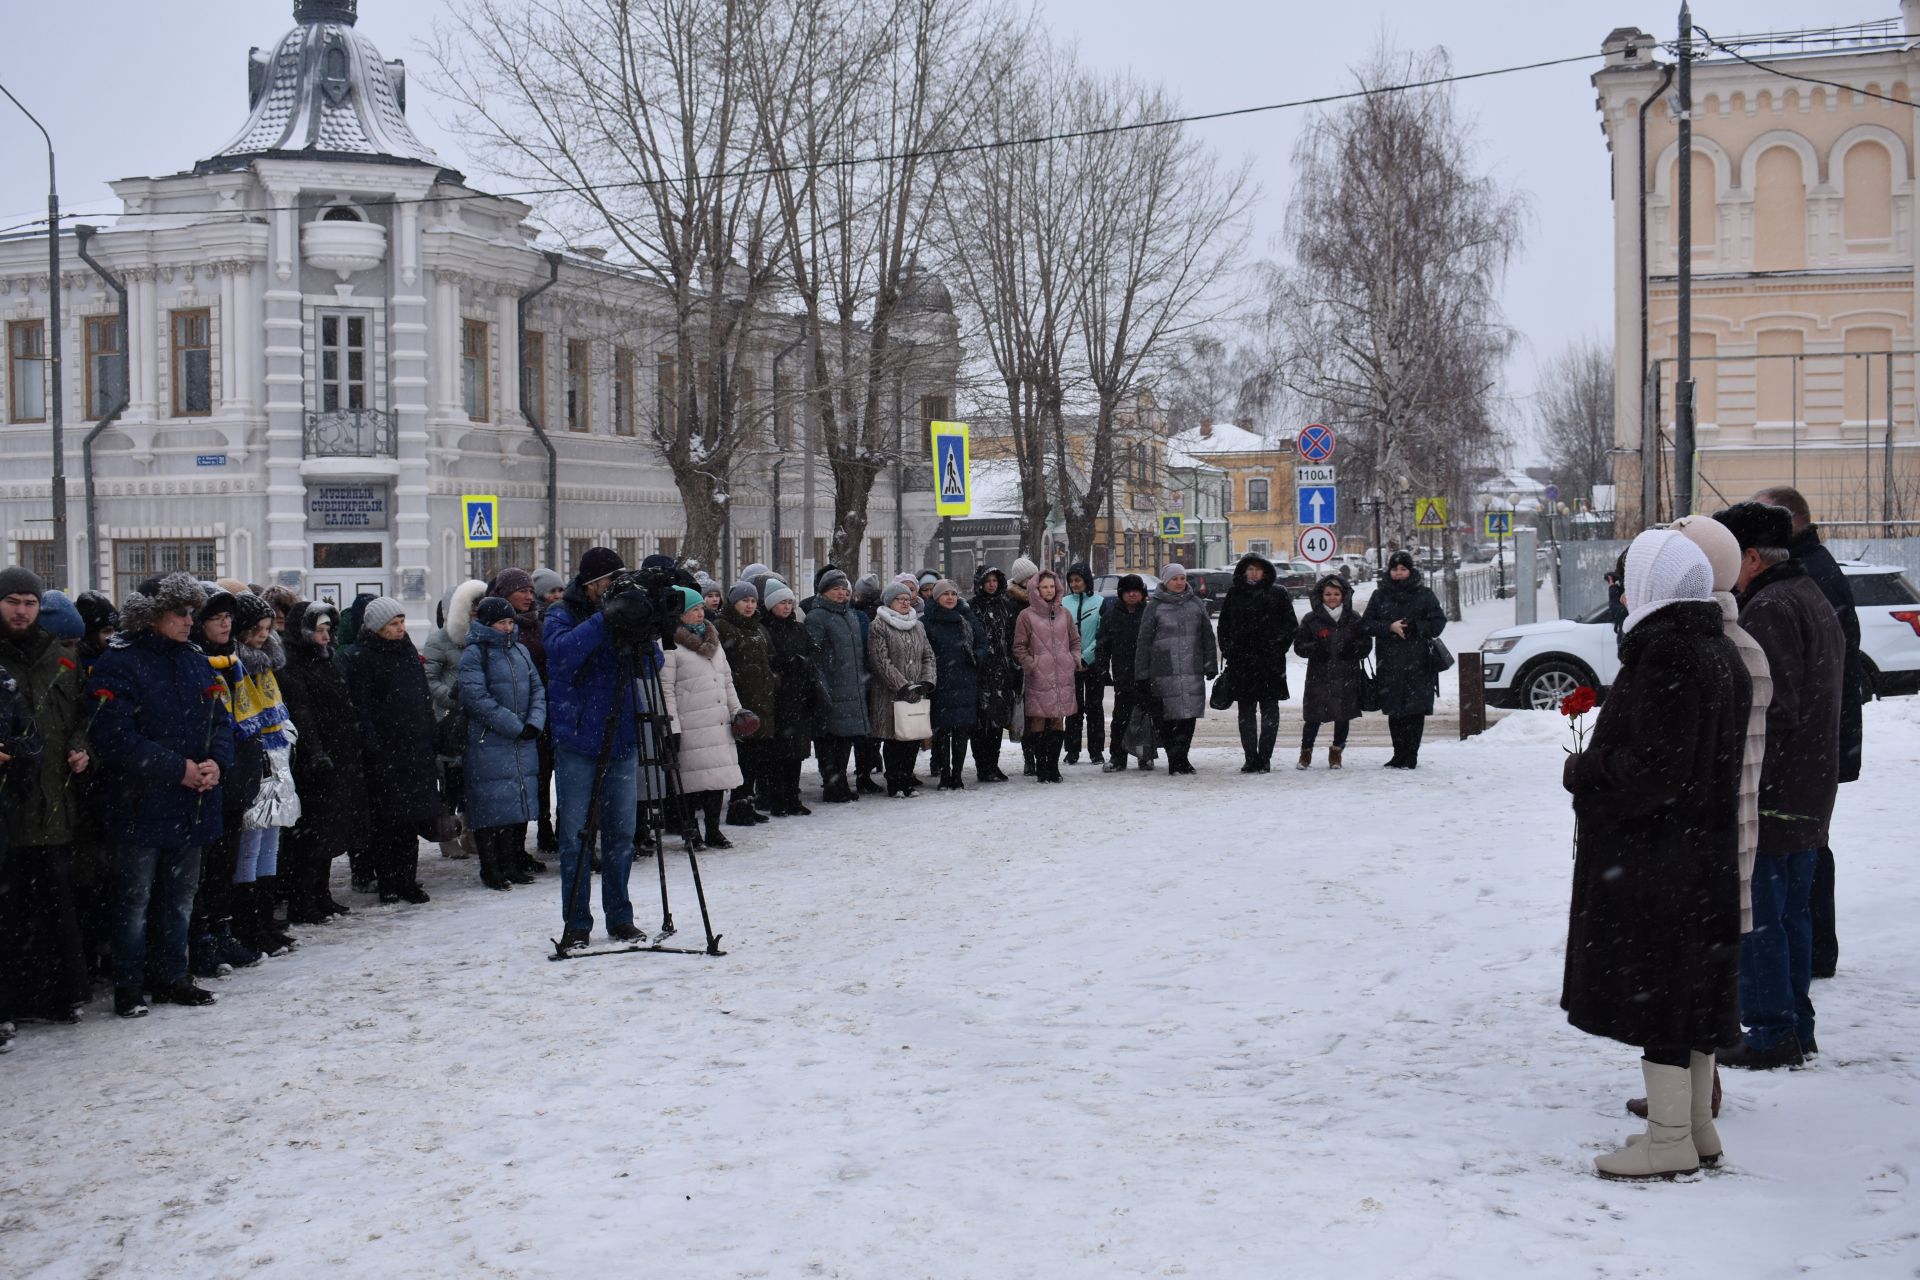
xmin=0 ymin=0 xmax=1873 ymax=453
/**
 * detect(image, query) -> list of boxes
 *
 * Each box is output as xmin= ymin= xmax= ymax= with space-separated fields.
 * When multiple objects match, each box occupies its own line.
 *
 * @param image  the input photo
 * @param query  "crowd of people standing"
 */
xmin=0 ymin=543 xmax=1452 ymax=1044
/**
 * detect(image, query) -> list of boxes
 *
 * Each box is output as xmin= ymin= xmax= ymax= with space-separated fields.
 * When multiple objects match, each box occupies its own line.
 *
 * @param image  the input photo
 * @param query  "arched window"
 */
xmin=1753 ymin=147 xmax=1807 ymax=270
xmin=1843 ymin=141 xmax=1894 ymax=246
xmin=1672 ymin=152 xmax=1718 ymax=262
xmin=321 ymin=206 xmax=363 ymax=223
xmin=1844 ymin=326 xmax=1893 ymax=426
xmin=1755 ymin=330 xmax=1803 ymax=425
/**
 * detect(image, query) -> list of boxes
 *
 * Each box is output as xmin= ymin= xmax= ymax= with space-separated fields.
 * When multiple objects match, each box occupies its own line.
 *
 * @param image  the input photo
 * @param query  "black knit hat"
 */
xmin=75 ymin=590 xmax=119 ymax=634
xmin=1388 ymin=549 xmax=1416 ymax=572
xmin=0 ymin=566 xmax=45 ymax=601
xmin=197 ymin=589 xmax=239 ymax=624
xmin=475 ymin=596 xmax=516 ymax=627
xmin=577 ymin=546 xmax=624 ymax=584
xmin=1713 ymin=501 xmax=1793 ymax=553
xmin=233 ymin=592 xmax=275 ymax=634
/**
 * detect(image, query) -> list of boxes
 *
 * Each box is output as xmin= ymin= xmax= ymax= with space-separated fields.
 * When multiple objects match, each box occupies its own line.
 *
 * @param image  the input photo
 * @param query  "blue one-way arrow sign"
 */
xmin=1298 ymin=485 xmax=1336 ymax=526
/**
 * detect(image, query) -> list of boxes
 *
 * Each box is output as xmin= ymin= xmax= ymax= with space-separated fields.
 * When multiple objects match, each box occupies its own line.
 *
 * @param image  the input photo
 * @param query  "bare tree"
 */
xmin=432 ymin=0 xmax=784 ymax=565
xmin=1535 ymin=337 xmax=1615 ymax=512
xmin=1271 ymin=44 xmax=1525 ymax=560
xmin=938 ymin=37 xmax=1079 ymax=555
xmin=1063 ymin=75 xmax=1252 ymax=561
xmin=741 ymin=0 xmax=1007 ymax=574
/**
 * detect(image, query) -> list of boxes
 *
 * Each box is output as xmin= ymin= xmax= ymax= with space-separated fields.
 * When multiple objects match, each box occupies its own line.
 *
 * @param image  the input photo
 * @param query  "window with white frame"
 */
xmin=462 ymin=319 xmax=489 ymax=421
xmin=171 ymin=309 xmax=212 ymax=416
xmin=317 ymin=311 xmax=370 ymax=412
xmin=86 ymin=316 xmax=124 ymax=420
xmin=1246 ymin=478 xmax=1270 ymax=513
xmin=115 ymin=538 xmax=217 ymax=603
xmin=9 ymin=320 xmax=46 ymax=422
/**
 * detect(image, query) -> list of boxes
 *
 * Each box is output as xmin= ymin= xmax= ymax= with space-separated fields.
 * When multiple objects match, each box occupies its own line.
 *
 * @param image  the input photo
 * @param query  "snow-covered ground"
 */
xmin=6 ymin=680 xmax=1918 ymax=1277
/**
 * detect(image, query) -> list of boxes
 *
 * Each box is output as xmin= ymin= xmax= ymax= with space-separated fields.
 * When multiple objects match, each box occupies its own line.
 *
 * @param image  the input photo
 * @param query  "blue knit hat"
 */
xmin=38 ymin=588 xmax=85 ymax=640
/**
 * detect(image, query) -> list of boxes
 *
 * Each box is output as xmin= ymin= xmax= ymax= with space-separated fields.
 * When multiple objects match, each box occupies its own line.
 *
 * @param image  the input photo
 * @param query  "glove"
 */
xmin=518 ymin=723 xmax=540 ymax=741
xmin=897 ymin=685 xmax=922 ymax=703
xmin=602 ymin=587 xmax=654 ymax=644
xmin=1204 ymin=666 xmax=1218 ymax=681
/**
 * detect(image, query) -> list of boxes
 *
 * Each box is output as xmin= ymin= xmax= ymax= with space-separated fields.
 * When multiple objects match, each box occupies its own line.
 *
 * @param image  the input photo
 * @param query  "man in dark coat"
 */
xmin=1755 ymin=486 xmax=1863 ymax=979
xmin=1563 ymin=528 xmax=1748 ymax=1179
xmin=1363 ymin=551 xmax=1448 ymax=769
xmin=804 ymin=569 xmax=869 ymax=803
xmin=0 ymin=567 xmax=92 ymax=1027
xmin=968 ymin=566 xmax=1022 ymax=782
xmin=544 ymin=547 xmax=658 ymax=949
xmin=1094 ymin=575 xmax=1154 ymax=771
xmin=277 ymin=601 xmax=369 ymax=924
xmin=86 ymin=573 xmax=238 ymax=1017
xmin=342 ymin=597 xmax=440 ymax=905
xmin=1714 ymin=501 xmax=1845 ymax=1070
xmin=1216 ymin=553 xmax=1297 ymax=773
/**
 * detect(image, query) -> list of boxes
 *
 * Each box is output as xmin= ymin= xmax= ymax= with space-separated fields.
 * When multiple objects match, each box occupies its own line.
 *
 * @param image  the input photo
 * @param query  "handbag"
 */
xmin=1358 ymin=657 xmax=1382 ymax=714
xmin=434 ymin=643 xmax=491 ymax=755
xmin=1424 ymin=637 xmax=1455 ymax=673
xmin=1208 ymin=665 xmax=1235 ymax=712
xmin=892 ymin=697 xmax=932 ymax=741
xmin=1122 ymin=703 xmax=1160 ymax=758
xmin=1006 ymin=694 xmax=1025 ymax=740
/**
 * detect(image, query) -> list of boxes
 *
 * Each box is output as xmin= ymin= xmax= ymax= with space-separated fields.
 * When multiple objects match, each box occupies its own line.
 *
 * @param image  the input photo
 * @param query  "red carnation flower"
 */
xmin=1559 ymin=686 xmax=1598 ymax=718
xmin=57 ymin=656 xmax=77 ymax=671
xmin=93 ymin=688 xmax=114 ymax=701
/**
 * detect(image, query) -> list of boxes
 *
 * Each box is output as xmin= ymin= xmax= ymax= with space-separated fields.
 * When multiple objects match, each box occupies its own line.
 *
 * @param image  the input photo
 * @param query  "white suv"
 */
xmin=1478 ymin=561 xmax=1920 ymax=710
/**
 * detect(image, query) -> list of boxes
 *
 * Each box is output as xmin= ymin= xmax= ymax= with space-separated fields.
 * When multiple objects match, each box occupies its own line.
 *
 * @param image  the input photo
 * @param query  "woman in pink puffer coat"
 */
xmin=1012 ymin=568 xmax=1082 ymax=784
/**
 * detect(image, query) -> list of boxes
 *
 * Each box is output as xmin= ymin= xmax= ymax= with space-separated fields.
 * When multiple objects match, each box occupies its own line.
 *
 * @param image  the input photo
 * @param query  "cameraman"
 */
xmin=544 ymin=547 xmax=659 ymax=949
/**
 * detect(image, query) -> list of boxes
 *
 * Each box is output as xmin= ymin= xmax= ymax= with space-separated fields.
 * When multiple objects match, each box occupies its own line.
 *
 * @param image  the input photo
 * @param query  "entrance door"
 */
xmin=312 ymin=539 xmax=388 ymax=609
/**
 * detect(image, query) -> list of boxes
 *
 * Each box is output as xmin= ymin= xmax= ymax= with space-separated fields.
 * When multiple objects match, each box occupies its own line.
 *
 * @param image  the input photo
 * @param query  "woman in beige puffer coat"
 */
xmin=867 ymin=581 xmax=937 ymax=797
xmin=661 ymin=589 xmax=744 ymax=849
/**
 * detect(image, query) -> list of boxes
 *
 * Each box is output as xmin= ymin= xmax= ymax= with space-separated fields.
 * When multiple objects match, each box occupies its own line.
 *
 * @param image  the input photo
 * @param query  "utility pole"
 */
xmin=1673 ymin=2 xmax=1697 ymax=517
xmin=2 ymin=83 xmax=65 ymax=586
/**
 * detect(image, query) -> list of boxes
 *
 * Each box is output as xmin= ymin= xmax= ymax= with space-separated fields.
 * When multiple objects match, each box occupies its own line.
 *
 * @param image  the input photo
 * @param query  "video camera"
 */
xmin=602 ymin=561 xmax=696 ymax=650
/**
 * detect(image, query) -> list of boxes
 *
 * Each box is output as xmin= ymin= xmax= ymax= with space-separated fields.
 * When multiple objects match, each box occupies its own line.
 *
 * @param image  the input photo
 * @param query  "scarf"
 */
xmin=878 ymin=606 xmax=922 ymax=633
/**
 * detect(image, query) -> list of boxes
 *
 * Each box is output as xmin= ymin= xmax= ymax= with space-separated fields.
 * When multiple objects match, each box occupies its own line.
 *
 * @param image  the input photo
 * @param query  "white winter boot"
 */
xmin=1628 ymin=1051 xmax=1721 ymax=1166
xmin=1595 ymin=1060 xmax=1699 ymax=1179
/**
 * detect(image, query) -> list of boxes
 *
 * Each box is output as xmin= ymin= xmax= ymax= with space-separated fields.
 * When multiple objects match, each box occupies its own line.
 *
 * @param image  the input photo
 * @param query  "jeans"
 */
xmin=1067 ymin=673 xmax=1105 ymax=758
xmin=1740 ymin=849 xmax=1818 ymax=1050
xmin=234 ymin=827 xmax=282 ymax=883
xmin=1301 ymin=718 xmax=1350 ymax=750
xmin=554 ymin=745 xmax=639 ymax=932
xmin=112 ymin=843 xmax=202 ymax=989
xmin=1812 ymin=845 xmax=1837 ymax=975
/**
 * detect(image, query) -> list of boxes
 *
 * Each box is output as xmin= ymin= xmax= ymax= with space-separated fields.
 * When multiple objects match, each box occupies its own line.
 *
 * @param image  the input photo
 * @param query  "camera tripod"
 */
xmin=548 ymin=638 xmax=725 ymax=961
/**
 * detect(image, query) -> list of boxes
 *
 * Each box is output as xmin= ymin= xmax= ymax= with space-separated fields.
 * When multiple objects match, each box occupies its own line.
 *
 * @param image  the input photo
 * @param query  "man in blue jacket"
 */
xmin=544 ymin=547 xmax=659 ymax=949
xmin=86 ymin=573 xmax=237 ymax=1017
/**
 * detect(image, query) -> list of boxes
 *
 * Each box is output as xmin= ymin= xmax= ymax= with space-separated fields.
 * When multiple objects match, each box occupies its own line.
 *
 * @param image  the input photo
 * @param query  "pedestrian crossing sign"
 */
xmin=1483 ymin=510 xmax=1513 ymax=537
xmin=1414 ymin=497 xmax=1448 ymax=528
xmin=930 ymin=421 xmax=971 ymax=517
xmin=1159 ymin=514 xmax=1185 ymax=539
xmin=462 ymin=494 xmax=500 ymax=548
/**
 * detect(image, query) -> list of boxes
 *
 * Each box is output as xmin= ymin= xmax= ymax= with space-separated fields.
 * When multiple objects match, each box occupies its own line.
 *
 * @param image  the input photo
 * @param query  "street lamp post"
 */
xmin=2 ymin=82 xmax=65 ymax=586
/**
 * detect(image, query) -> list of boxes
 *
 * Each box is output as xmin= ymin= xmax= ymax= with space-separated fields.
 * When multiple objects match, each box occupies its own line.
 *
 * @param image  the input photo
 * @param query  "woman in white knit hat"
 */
xmin=1560 ymin=528 xmax=1751 ymax=1181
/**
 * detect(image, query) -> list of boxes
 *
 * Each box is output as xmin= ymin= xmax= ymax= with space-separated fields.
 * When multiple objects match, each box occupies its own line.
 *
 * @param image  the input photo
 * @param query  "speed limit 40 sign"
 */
xmin=1298 ymin=525 xmax=1337 ymax=563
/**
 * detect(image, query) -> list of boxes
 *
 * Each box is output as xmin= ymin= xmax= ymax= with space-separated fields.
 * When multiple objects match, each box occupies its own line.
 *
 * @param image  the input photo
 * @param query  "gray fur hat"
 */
xmin=118 ymin=572 xmax=208 ymax=634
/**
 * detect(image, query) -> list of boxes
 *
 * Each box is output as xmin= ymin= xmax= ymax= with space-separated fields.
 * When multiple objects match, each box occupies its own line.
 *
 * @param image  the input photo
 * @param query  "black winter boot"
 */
xmin=726 ymin=798 xmax=761 ymax=826
xmin=703 ymin=813 xmax=733 ymax=849
xmin=477 ymin=829 xmax=511 ymax=891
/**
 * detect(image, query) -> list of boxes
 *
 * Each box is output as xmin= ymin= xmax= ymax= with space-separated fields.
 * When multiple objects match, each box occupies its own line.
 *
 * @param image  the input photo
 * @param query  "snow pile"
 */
xmin=1480 ymin=708 xmax=1573 ymax=747
xmin=4 ymin=702 xmax=1916 ymax=1276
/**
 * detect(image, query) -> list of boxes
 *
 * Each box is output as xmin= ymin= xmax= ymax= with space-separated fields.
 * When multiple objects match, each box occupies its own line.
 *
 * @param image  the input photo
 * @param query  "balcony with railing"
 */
xmin=304 ymin=407 xmax=396 ymax=459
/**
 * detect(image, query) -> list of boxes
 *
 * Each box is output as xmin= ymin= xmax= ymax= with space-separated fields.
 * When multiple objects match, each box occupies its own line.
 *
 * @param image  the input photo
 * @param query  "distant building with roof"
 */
xmin=1166 ymin=418 xmax=1297 ymax=563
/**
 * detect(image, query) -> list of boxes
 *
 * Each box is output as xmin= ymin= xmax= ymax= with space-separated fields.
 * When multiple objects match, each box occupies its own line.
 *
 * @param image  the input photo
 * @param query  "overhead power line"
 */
xmin=1 ymin=48 xmax=1604 ymax=234
xmin=1691 ymin=25 xmax=1915 ymax=110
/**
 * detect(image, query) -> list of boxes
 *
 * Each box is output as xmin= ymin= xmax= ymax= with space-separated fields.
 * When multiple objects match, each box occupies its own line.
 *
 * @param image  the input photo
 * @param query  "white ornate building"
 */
xmin=0 ymin=0 xmax=956 ymax=613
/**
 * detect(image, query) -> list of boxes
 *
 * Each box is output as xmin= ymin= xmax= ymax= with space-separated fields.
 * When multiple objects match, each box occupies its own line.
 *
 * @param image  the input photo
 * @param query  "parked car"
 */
xmin=1478 ymin=561 xmax=1920 ymax=709
xmin=1329 ymin=553 xmax=1375 ymax=584
xmin=1273 ymin=560 xmax=1324 ymax=592
xmin=1190 ymin=569 xmax=1236 ymax=614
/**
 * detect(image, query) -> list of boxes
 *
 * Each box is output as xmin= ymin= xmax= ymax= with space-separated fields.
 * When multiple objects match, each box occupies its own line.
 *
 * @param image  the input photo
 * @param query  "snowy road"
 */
xmin=5 ymin=699 xmax=1918 ymax=1278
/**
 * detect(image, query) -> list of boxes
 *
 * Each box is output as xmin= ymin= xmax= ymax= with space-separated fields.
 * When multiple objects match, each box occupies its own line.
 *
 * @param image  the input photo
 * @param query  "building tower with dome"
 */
xmin=0 ymin=0 xmax=956 ymax=608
